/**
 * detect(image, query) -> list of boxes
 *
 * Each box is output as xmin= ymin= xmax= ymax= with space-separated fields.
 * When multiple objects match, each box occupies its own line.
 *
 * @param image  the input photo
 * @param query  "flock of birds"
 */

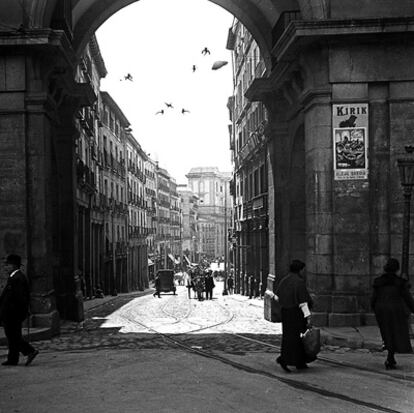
xmin=119 ymin=47 xmax=228 ymax=116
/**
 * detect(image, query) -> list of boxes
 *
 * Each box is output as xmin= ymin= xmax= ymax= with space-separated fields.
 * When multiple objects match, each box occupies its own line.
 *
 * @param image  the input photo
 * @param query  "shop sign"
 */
xmin=332 ymin=103 xmax=368 ymax=180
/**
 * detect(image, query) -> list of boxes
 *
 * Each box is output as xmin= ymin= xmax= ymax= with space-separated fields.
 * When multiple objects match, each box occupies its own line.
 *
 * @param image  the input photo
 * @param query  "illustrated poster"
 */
xmin=333 ymin=103 xmax=368 ymax=180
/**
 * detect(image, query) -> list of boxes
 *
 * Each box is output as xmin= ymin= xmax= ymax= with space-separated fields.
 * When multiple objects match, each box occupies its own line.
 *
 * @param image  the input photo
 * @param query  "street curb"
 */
xmin=1 ymin=289 xmax=154 ymax=346
xmin=320 ymin=329 xmax=382 ymax=351
xmin=0 ymin=327 xmax=53 ymax=346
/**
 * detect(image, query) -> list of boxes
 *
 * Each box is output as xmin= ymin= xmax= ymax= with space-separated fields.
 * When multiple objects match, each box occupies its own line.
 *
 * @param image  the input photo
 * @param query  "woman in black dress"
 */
xmin=272 ymin=260 xmax=314 ymax=372
xmin=371 ymin=258 xmax=414 ymax=369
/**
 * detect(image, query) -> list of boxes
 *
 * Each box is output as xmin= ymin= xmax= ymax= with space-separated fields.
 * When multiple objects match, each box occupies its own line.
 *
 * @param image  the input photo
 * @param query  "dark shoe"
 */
xmin=25 ymin=350 xmax=39 ymax=366
xmin=276 ymin=356 xmax=291 ymax=373
xmin=2 ymin=360 xmax=18 ymax=366
xmin=385 ymin=360 xmax=396 ymax=370
xmin=296 ymin=364 xmax=308 ymax=370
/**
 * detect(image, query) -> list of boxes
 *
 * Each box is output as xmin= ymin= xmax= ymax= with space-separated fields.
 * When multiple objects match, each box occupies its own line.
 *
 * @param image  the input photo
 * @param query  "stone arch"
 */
xmin=67 ymin=0 xmax=302 ymax=68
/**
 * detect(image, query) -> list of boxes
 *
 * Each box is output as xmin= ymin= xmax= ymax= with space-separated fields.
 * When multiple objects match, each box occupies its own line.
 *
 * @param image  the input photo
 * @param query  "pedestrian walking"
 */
xmin=194 ymin=276 xmax=204 ymax=301
xmin=249 ymin=276 xmax=256 ymax=299
xmin=371 ymin=258 xmax=414 ymax=369
xmin=153 ymin=275 xmax=161 ymax=298
xmin=184 ymin=272 xmax=193 ymax=299
xmin=270 ymin=259 xmax=314 ymax=372
xmin=0 ymin=254 xmax=39 ymax=366
xmin=205 ymin=273 xmax=215 ymax=300
xmin=227 ymin=276 xmax=234 ymax=294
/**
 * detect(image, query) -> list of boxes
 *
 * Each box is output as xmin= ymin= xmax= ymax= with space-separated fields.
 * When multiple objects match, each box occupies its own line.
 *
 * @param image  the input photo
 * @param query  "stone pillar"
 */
xmin=367 ymin=84 xmax=391 ymax=324
xmin=264 ymin=98 xmax=290 ymax=278
xmin=0 ymin=55 xmax=29 ymax=278
xmin=302 ymin=88 xmax=335 ymax=326
xmin=0 ymin=53 xmax=61 ymax=331
xmin=53 ymin=105 xmax=84 ymax=321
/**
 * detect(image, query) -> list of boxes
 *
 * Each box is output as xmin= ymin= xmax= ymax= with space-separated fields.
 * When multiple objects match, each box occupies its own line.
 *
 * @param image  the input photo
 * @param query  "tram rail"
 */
xmin=117 ymin=310 xmax=409 ymax=413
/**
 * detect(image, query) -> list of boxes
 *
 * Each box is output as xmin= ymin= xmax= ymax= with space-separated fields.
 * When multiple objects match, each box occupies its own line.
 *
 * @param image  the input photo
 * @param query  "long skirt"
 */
xmin=375 ymin=301 xmax=413 ymax=353
xmin=280 ymin=306 xmax=315 ymax=366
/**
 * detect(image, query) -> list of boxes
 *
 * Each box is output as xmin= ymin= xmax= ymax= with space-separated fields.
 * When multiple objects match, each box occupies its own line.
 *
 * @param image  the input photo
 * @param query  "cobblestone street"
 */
xmin=1 ymin=282 xmax=414 ymax=412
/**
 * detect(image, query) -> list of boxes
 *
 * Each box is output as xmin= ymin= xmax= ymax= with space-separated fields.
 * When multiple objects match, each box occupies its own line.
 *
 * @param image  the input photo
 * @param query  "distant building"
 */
xmin=227 ymin=19 xmax=269 ymax=296
xmin=144 ymin=156 xmax=157 ymax=279
xmin=155 ymin=165 xmax=181 ymax=270
xmin=170 ymin=178 xmax=181 ymax=261
xmin=178 ymin=185 xmax=200 ymax=264
xmin=75 ymin=35 xmax=107 ymax=305
xmin=186 ymin=167 xmax=232 ymax=261
xmin=126 ymin=132 xmax=149 ymax=291
xmin=100 ymin=91 xmax=129 ymax=295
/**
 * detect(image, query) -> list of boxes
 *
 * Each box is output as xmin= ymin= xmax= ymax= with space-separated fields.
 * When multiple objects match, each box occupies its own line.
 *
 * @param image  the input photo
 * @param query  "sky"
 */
xmin=96 ymin=0 xmax=235 ymax=184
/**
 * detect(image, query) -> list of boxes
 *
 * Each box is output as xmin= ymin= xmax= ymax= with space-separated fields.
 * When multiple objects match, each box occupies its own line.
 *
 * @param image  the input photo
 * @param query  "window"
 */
xmin=260 ymin=165 xmax=266 ymax=194
xmin=254 ymin=169 xmax=259 ymax=197
xmin=109 ymin=114 xmax=114 ymax=132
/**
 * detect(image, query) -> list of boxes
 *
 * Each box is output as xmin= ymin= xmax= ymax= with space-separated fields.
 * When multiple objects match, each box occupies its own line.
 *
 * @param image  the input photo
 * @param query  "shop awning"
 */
xmin=148 ymin=258 xmax=154 ymax=266
xmin=168 ymin=253 xmax=179 ymax=265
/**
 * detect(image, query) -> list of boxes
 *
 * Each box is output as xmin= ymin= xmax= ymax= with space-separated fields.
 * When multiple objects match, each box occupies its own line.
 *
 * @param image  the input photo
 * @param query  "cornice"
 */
xmin=273 ymin=17 xmax=414 ymax=63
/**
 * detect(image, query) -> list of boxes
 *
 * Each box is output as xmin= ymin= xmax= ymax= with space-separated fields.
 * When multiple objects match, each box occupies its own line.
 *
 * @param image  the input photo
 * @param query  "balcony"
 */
xmin=272 ymin=10 xmax=301 ymax=48
xmin=235 ymin=120 xmax=268 ymax=167
xmin=76 ymin=158 xmax=96 ymax=193
xmin=115 ymin=241 xmax=127 ymax=255
xmin=252 ymin=193 xmax=268 ymax=216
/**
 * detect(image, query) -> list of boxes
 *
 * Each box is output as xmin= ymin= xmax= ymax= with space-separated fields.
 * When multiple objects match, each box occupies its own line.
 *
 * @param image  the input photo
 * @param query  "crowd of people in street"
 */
xmin=184 ymin=269 xmax=216 ymax=301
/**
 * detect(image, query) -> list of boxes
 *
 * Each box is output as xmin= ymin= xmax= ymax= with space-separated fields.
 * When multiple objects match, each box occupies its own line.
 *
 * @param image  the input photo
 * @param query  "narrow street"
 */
xmin=1 ymin=282 xmax=413 ymax=413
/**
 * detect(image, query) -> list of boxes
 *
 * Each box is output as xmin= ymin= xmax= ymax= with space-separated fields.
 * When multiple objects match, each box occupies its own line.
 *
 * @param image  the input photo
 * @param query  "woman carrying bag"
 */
xmin=270 ymin=260 xmax=315 ymax=373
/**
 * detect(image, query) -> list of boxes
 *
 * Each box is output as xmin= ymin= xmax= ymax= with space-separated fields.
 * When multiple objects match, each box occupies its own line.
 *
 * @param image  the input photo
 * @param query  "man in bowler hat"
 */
xmin=0 ymin=254 xmax=39 ymax=366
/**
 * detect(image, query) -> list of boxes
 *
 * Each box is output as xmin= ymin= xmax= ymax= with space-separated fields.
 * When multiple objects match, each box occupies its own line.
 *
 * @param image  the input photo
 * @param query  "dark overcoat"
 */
xmin=277 ymin=273 xmax=315 ymax=366
xmin=205 ymin=276 xmax=215 ymax=291
xmin=371 ymin=273 xmax=414 ymax=353
xmin=0 ymin=270 xmax=30 ymax=323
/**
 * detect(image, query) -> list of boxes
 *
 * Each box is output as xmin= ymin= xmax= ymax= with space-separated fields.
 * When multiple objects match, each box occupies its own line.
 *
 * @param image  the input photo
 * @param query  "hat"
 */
xmin=5 ymin=254 xmax=22 ymax=267
xmin=384 ymin=258 xmax=399 ymax=273
xmin=290 ymin=259 xmax=306 ymax=273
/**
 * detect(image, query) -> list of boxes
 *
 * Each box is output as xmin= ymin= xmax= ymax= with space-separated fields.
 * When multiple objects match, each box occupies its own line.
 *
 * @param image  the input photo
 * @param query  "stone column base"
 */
xmin=32 ymin=310 xmax=60 ymax=335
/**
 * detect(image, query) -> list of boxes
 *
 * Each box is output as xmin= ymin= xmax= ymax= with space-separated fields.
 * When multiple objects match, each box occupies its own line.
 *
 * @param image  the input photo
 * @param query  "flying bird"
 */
xmin=192 ymin=65 xmax=197 ymax=72
xmin=155 ymin=110 xmax=164 ymax=115
xmin=201 ymin=47 xmax=211 ymax=55
xmin=181 ymin=108 xmax=190 ymax=114
xmin=121 ymin=73 xmax=133 ymax=81
xmin=164 ymin=102 xmax=174 ymax=109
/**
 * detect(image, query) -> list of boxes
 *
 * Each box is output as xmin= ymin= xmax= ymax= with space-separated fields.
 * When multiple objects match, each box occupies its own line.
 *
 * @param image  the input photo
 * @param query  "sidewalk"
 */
xmin=0 ymin=289 xmax=154 ymax=346
xmin=1 ymin=288 xmax=412 ymax=352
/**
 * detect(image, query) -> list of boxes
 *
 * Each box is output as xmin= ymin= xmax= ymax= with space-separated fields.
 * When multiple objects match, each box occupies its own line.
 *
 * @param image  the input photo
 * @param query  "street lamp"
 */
xmin=397 ymin=145 xmax=414 ymax=280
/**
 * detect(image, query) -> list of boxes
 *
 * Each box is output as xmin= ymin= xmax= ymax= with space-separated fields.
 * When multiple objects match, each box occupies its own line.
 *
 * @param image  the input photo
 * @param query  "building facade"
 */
xmin=178 ymin=185 xmax=200 ymax=265
xmin=144 ymin=157 xmax=157 ymax=280
xmin=227 ymin=20 xmax=269 ymax=296
xmin=126 ymin=133 xmax=149 ymax=291
xmin=186 ymin=168 xmax=232 ymax=262
xmin=99 ymin=92 xmax=129 ymax=295
xmin=169 ymin=179 xmax=182 ymax=263
xmin=74 ymin=35 xmax=107 ymax=314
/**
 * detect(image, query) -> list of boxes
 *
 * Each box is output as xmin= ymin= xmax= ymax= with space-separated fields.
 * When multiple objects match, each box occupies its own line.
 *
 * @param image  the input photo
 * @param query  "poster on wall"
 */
xmin=333 ymin=103 xmax=368 ymax=180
